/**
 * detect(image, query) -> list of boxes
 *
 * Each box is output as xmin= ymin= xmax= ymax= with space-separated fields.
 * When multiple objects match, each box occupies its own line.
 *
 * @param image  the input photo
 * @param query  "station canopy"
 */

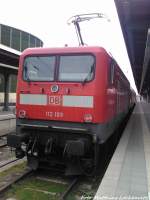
xmin=114 ymin=0 xmax=150 ymax=96
xmin=0 ymin=24 xmax=43 ymax=68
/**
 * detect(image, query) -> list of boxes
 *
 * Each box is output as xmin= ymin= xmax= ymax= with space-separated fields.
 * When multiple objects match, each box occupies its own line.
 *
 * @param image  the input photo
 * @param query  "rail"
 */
xmin=0 ymin=158 xmax=20 ymax=169
xmin=0 ymin=168 xmax=32 ymax=196
xmin=0 ymin=143 xmax=7 ymax=148
xmin=60 ymin=177 xmax=80 ymax=200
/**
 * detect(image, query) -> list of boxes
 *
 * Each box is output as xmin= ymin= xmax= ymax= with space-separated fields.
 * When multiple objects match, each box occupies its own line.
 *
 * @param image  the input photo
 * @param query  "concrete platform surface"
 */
xmin=0 ymin=111 xmax=16 ymax=136
xmin=0 ymin=111 xmax=15 ymax=120
xmin=94 ymin=102 xmax=150 ymax=200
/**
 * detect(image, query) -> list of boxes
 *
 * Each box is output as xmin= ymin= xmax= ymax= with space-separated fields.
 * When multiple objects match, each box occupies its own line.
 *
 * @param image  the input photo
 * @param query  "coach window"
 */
xmin=109 ymin=61 xmax=115 ymax=85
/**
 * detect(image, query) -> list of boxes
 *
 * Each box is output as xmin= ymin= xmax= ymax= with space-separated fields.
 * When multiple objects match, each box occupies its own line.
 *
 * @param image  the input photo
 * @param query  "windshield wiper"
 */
xmin=82 ymin=64 xmax=94 ymax=85
xmin=24 ymin=65 xmax=30 ymax=82
xmin=33 ymin=65 xmax=39 ymax=71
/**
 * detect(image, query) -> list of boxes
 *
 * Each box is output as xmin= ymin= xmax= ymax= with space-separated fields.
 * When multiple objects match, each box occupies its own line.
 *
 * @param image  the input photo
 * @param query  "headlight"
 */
xmin=18 ymin=110 xmax=26 ymax=118
xmin=84 ymin=114 xmax=93 ymax=123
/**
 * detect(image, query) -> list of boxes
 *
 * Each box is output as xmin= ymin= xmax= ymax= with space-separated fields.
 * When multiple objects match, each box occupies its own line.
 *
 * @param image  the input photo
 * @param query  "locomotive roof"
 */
xmin=21 ymin=46 xmax=109 ymax=56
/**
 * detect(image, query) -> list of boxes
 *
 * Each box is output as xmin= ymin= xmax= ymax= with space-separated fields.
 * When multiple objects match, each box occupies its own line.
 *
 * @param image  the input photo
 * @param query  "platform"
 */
xmin=0 ymin=111 xmax=16 ymax=136
xmin=94 ymin=102 xmax=150 ymax=200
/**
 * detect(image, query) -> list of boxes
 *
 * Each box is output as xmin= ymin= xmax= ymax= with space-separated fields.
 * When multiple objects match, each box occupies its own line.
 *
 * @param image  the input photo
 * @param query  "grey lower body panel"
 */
xmin=16 ymin=112 xmax=127 ymax=144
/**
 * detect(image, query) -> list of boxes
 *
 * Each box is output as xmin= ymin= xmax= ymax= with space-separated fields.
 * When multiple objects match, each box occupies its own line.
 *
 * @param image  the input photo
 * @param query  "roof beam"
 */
xmin=0 ymin=62 xmax=18 ymax=70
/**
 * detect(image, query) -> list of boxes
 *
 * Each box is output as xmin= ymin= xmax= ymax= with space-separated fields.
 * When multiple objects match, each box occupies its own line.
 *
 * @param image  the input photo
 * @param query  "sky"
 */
xmin=0 ymin=0 xmax=137 ymax=93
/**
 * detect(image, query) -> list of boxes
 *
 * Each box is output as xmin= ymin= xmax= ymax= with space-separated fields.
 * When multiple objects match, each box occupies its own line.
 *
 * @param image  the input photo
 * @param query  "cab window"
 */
xmin=58 ymin=55 xmax=95 ymax=82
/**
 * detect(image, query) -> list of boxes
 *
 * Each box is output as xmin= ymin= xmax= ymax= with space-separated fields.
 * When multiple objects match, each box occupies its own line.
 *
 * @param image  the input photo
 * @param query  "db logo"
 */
xmin=48 ymin=96 xmax=62 ymax=105
xmin=51 ymin=85 xmax=59 ymax=93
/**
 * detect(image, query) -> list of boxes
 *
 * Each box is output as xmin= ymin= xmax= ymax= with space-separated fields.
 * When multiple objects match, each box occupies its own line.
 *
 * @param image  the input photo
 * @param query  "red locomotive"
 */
xmin=7 ymin=46 xmax=135 ymax=174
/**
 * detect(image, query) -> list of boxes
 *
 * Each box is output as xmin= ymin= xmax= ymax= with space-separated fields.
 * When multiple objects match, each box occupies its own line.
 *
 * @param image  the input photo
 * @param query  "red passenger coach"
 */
xmin=7 ymin=46 xmax=134 ymax=175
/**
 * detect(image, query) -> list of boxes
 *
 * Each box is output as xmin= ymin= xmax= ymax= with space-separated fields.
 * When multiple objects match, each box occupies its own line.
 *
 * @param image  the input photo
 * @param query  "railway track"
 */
xmin=0 ymin=158 xmax=20 ymax=169
xmin=0 ymin=163 xmax=88 ymax=200
xmin=0 ymin=166 xmax=80 ymax=200
xmin=0 ymin=158 xmax=32 ymax=198
xmin=60 ymin=176 xmax=80 ymax=200
xmin=0 ymin=143 xmax=7 ymax=149
xmin=0 ymin=149 xmax=112 ymax=200
xmin=0 ymin=169 xmax=32 ymax=198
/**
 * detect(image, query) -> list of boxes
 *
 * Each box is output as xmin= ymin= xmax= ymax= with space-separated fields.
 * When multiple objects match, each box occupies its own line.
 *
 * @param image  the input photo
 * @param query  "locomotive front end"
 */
xmin=7 ymin=47 xmax=104 ymax=175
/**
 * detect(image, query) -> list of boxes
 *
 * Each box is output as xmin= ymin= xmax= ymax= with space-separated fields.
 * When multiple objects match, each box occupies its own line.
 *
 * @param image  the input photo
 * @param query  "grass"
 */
xmin=5 ymin=177 xmax=68 ymax=200
xmin=0 ymin=162 xmax=96 ymax=200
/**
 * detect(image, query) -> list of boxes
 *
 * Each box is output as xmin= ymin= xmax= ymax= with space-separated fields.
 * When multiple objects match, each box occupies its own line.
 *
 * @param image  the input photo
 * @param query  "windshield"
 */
xmin=23 ymin=56 xmax=55 ymax=81
xmin=58 ymin=55 xmax=94 ymax=81
xmin=23 ymin=54 xmax=95 ymax=82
